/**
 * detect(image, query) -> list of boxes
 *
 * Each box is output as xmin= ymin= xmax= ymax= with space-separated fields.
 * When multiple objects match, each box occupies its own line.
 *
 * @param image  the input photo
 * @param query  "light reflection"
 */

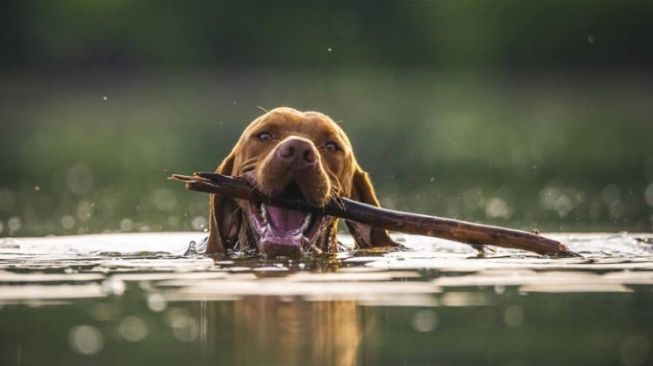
xmin=101 ymin=278 xmax=126 ymax=296
xmin=203 ymin=298 xmax=365 ymax=366
xmin=118 ymin=316 xmax=149 ymax=342
xmin=165 ymin=307 xmax=199 ymax=342
xmin=538 ymin=185 xmax=585 ymax=218
xmin=120 ymin=218 xmax=134 ymax=231
xmin=411 ymin=309 xmax=438 ymax=332
xmin=7 ymin=217 xmax=21 ymax=235
xmin=61 ymin=215 xmax=76 ymax=230
xmin=191 ymin=216 xmax=207 ymax=231
xmin=147 ymin=293 xmax=167 ymax=312
xmin=440 ymin=292 xmax=488 ymax=307
xmin=68 ymin=325 xmax=104 ymax=355
xmin=76 ymin=201 xmax=94 ymax=222
xmin=485 ymin=197 xmax=512 ymax=219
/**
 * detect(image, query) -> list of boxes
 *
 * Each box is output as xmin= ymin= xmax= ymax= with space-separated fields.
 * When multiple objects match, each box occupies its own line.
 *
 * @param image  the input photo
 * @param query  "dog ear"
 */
xmin=345 ymin=167 xmax=399 ymax=248
xmin=207 ymin=152 xmax=242 ymax=255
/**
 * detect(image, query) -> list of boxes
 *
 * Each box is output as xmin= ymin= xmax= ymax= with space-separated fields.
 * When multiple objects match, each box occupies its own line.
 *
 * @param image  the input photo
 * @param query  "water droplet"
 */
xmin=69 ymin=325 xmax=104 ymax=355
xmin=411 ymin=310 xmax=438 ymax=332
xmin=120 ymin=218 xmax=134 ymax=232
xmin=147 ymin=293 xmax=167 ymax=312
xmin=118 ymin=316 xmax=148 ymax=342
xmin=165 ymin=308 xmax=199 ymax=342
xmin=485 ymin=198 xmax=512 ymax=219
xmin=8 ymin=217 xmax=21 ymax=234
xmin=554 ymin=195 xmax=573 ymax=218
xmin=61 ymin=215 xmax=76 ymax=230
xmin=191 ymin=216 xmax=207 ymax=231
xmin=102 ymin=277 xmax=126 ymax=296
xmin=77 ymin=201 xmax=94 ymax=222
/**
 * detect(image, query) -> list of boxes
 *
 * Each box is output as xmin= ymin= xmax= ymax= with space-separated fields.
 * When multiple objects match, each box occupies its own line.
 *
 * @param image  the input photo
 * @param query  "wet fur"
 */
xmin=207 ymin=107 xmax=397 ymax=255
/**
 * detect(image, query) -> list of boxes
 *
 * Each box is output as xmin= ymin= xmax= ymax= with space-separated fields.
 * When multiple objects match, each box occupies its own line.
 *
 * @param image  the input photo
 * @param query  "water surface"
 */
xmin=1 ymin=232 xmax=653 ymax=366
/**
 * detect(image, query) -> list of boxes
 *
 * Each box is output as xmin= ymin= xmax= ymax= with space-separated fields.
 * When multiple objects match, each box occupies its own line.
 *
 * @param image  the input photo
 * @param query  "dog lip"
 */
xmin=246 ymin=200 xmax=326 ymax=257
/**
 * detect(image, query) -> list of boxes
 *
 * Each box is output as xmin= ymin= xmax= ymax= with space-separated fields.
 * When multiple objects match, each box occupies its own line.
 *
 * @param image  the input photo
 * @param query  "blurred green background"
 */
xmin=1 ymin=0 xmax=652 ymax=237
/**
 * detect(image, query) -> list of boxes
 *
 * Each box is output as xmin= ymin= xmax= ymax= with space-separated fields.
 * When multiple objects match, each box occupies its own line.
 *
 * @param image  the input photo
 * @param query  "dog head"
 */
xmin=207 ymin=107 xmax=395 ymax=257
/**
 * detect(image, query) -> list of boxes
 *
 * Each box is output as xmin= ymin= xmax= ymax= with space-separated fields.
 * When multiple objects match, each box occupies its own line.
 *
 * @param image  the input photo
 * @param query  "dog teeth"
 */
xmin=300 ymin=213 xmax=312 ymax=233
xmin=261 ymin=203 xmax=267 ymax=220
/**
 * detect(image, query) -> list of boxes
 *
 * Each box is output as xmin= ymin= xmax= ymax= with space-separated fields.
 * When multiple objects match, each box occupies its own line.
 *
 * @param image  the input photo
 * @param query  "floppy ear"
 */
xmin=206 ymin=152 xmax=242 ymax=255
xmin=345 ymin=167 xmax=399 ymax=248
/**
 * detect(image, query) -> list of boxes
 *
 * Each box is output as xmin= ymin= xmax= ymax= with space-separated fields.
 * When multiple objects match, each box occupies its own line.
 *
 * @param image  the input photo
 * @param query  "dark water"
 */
xmin=1 ymin=233 xmax=653 ymax=366
xmin=2 ymin=288 xmax=652 ymax=366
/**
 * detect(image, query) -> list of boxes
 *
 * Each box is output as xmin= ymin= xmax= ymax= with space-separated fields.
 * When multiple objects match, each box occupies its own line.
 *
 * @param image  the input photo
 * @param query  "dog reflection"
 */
xmin=203 ymin=297 xmax=374 ymax=366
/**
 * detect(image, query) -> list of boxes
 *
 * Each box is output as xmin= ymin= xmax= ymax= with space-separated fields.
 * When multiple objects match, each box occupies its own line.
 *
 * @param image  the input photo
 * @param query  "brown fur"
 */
xmin=207 ymin=107 xmax=396 ymax=255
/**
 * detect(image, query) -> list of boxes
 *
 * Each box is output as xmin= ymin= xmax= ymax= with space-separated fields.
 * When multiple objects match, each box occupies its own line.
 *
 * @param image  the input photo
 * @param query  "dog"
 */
xmin=207 ymin=107 xmax=397 ymax=257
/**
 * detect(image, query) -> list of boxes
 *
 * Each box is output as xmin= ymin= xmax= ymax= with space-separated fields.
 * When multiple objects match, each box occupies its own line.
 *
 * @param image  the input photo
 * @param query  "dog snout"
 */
xmin=276 ymin=138 xmax=318 ymax=170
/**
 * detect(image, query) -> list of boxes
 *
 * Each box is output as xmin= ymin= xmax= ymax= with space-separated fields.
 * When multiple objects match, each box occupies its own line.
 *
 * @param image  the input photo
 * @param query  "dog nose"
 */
xmin=277 ymin=138 xmax=318 ymax=169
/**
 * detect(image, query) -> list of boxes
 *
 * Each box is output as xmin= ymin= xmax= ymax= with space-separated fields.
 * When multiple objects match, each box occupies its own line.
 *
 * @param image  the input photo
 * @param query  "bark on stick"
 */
xmin=170 ymin=172 xmax=578 ymax=257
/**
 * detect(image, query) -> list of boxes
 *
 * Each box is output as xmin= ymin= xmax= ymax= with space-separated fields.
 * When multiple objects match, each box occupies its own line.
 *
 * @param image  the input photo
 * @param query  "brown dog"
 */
xmin=207 ymin=107 xmax=397 ymax=257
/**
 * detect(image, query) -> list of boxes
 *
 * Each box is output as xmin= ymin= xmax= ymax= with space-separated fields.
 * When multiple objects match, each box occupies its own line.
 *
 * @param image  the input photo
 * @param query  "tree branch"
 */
xmin=170 ymin=172 xmax=579 ymax=258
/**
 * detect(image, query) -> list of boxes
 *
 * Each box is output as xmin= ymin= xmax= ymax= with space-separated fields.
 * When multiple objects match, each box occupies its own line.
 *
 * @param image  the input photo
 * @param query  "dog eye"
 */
xmin=324 ymin=141 xmax=340 ymax=152
xmin=256 ymin=132 xmax=272 ymax=141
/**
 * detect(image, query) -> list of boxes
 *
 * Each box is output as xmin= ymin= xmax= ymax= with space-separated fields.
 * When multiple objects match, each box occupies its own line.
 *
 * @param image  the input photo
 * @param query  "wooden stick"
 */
xmin=170 ymin=172 xmax=579 ymax=258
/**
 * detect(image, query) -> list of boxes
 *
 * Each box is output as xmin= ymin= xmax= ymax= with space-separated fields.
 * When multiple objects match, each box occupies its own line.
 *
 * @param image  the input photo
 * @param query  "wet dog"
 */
xmin=207 ymin=107 xmax=396 ymax=257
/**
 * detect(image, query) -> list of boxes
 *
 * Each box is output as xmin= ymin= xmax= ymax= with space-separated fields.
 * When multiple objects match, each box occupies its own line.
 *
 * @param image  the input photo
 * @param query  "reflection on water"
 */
xmin=1 ymin=233 xmax=653 ymax=365
xmin=2 ymin=289 xmax=653 ymax=365
xmin=215 ymin=298 xmax=363 ymax=366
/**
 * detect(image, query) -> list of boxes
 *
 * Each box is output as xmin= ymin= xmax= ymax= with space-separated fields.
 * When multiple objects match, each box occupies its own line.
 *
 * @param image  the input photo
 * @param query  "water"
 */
xmin=1 ymin=232 xmax=653 ymax=366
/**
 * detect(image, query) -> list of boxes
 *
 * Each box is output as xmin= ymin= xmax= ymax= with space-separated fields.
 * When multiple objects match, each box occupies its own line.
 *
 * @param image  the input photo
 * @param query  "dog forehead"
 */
xmin=242 ymin=109 xmax=351 ymax=147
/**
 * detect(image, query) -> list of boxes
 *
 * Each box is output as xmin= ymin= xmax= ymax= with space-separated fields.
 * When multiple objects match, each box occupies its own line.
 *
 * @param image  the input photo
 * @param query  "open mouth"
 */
xmin=247 ymin=182 xmax=326 ymax=258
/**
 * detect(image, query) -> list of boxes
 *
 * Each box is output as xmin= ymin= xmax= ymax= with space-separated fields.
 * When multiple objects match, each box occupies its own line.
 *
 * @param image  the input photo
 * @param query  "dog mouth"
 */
xmin=246 ymin=182 xmax=326 ymax=258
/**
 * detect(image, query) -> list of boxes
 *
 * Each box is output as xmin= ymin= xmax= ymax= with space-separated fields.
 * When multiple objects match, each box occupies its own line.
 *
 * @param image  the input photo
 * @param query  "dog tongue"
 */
xmin=267 ymin=205 xmax=306 ymax=233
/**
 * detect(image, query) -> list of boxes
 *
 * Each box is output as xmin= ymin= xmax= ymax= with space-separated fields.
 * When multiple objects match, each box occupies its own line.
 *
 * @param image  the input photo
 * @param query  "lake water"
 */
xmin=1 ymin=232 xmax=653 ymax=366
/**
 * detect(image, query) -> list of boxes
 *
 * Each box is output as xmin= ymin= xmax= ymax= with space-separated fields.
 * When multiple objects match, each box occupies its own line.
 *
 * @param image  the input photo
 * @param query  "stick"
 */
xmin=170 ymin=172 xmax=579 ymax=258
